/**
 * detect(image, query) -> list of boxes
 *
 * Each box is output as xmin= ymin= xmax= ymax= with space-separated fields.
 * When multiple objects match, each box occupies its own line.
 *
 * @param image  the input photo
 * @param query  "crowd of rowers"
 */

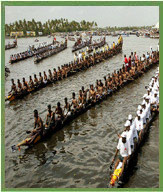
xmin=73 ymin=37 xmax=91 ymax=48
xmin=111 ymin=68 xmax=159 ymax=181
xmin=8 ymin=38 xmax=123 ymax=97
xmin=9 ymin=41 xmax=56 ymax=62
xmin=74 ymin=38 xmax=116 ymax=62
xmin=34 ymin=40 xmax=67 ymax=61
xmin=74 ymin=35 xmax=123 ymax=61
xmin=15 ymin=49 xmax=159 ymax=148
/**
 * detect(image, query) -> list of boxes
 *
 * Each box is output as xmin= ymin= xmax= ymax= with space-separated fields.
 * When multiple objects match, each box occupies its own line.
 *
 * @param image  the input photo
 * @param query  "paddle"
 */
xmin=11 ymin=145 xmax=17 ymax=152
xmin=11 ymin=145 xmax=20 ymax=152
xmin=106 ymin=118 xmax=120 ymax=171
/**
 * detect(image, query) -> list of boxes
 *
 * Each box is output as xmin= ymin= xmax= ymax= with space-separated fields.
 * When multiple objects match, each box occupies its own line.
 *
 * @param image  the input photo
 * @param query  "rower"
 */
xmin=113 ymin=42 xmax=115 ymax=49
xmin=112 ymin=132 xmax=131 ymax=178
xmin=28 ymin=76 xmax=34 ymax=89
xmin=128 ymin=56 xmax=131 ymax=72
xmin=9 ymin=79 xmax=17 ymax=95
xmin=128 ymin=114 xmax=138 ymax=148
xmin=63 ymin=97 xmax=71 ymax=117
xmin=96 ymin=81 xmax=103 ymax=99
xmin=31 ymin=109 xmax=44 ymax=138
xmin=131 ymin=52 xmax=135 ymax=66
xmin=57 ymin=67 xmax=62 ymax=80
xmin=48 ymin=69 xmax=53 ymax=81
xmin=135 ymin=111 xmax=143 ymax=141
xmin=144 ymin=96 xmax=151 ymax=122
xmin=39 ymin=72 xmax=43 ymax=84
xmin=45 ymin=104 xmax=54 ymax=129
xmin=22 ymin=77 xmax=29 ymax=91
xmin=17 ymin=109 xmax=44 ymax=148
xmin=71 ymin=92 xmax=78 ymax=112
xmin=53 ymin=68 xmax=57 ymax=81
xmin=43 ymin=71 xmax=48 ymax=84
xmin=17 ymin=79 xmax=23 ymax=93
xmin=89 ymin=84 xmax=96 ymax=103
xmin=78 ymin=90 xmax=83 ymax=109
xmin=124 ymin=120 xmax=134 ymax=151
xmin=124 ymin=55 xmax=128 ymax=72
xmin=81 ymin=86 xmax=88 ymax=106
xmin=55 ymin=102 xmax=64 ymax=121
xmin=134 ymin=52 xmax=138 ymax=62
xmin=34 ymin=74 xmax=39 ymax=86
xmin=151 ymin=92 xmax=159 ymax=112
xmin=141 ymin=100 xmax=147 ymax=126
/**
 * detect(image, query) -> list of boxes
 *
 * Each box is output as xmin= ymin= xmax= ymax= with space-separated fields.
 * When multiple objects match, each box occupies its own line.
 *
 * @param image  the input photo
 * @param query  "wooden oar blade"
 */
xmin=11 ymin=145 xmax=16 ymax=152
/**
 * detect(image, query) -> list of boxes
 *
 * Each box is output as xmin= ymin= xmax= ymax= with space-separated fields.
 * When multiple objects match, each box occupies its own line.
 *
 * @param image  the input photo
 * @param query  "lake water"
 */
xmin=5 ymin=35 xmax=159 ymax=188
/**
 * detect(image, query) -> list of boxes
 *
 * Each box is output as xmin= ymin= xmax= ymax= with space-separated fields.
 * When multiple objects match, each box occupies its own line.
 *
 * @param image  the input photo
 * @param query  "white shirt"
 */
xmin=130 ymin=120 xmax=138 ymax=139
xmin=135 ymin=117 xmax=143 ymax=131
xmin=146 ymin=102 xmax=151 ymax=119
xmin=78 ymin=53 xmax=82 ymax=60
xmin=117 ymin=138 xmax=131 ymax=157
xmin=151 ymin=96 xmax=159 ymax=105
xmin=140 ymin=110 xmax=147 ymax=124
xmin=126 ymin=130 xmax=134 ymax=146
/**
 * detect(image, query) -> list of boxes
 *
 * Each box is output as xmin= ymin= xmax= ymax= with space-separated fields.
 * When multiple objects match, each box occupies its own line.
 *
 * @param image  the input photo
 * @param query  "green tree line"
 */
xmin=104 ymin=25 xmax=153 ymax=32
xmin=5 ymin=18 xmax=98 ymax=36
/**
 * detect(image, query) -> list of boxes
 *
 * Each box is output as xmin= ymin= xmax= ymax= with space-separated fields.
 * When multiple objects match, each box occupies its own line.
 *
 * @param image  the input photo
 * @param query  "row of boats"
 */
xmin=7 ymin=37 xmax=106 ymax=65
xmin=9 ymin=41 xmax=58 ymax=64
xmin=109 ymin=68 xmax=159 ymax=188
xmin=12 ymin=50 xmax=159 ymax=153
xmin=6 ymin=41 xmax=123 ymax=102
xmin=34 ymin=40 xmax=67 ymax=63
xmin=8 ymin=35 xmax=159 ymax=187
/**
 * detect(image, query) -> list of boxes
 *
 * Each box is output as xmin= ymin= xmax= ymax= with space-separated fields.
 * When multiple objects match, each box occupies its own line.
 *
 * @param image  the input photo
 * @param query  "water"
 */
xmin=5 ymin=36 xmax=159 ymax=188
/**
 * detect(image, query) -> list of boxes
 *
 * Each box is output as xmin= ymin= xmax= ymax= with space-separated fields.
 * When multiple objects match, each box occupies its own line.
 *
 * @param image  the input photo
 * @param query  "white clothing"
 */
xmin=130 ymin=120 xmax=138 ymax=139
xmin=117 ymin=138 xmax=131 ymax=157
xmin=126 ymin=130 xmax=134 ymax=146
xmin=135 ymin=117 xmax=143 ymax=131
xmin=140 ymin=111 xmax=147 ymax=124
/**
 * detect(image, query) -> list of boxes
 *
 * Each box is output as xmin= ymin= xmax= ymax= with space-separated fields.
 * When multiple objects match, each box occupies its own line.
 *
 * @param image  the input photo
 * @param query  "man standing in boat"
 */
xmin=112 ymin=132 xmax=131 ymax=178
xmin=124 ymin=55 xmax=128 ymax=71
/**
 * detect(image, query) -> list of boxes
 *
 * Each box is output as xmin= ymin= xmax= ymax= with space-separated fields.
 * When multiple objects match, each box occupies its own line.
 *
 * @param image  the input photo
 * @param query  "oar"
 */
xmin=107 ymin=115 xmax=120 ymax=170
xmin=11 ymin=145 xmax=20 ymax=152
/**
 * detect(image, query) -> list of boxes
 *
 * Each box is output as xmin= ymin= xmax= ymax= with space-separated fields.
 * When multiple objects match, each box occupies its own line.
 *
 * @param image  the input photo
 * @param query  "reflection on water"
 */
xmin=5 ymin=36 xmax=159 ymax=188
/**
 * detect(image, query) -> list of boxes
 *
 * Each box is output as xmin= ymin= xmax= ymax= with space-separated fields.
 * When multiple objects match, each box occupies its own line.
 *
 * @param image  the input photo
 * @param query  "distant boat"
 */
xmin=35 ymin=39 xmax=39 ymax=42
xmin=121 ymin=33 xmax=129 ymax=37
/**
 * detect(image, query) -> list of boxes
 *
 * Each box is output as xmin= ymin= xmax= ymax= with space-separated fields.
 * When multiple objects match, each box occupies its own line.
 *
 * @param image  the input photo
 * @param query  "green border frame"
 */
xmin=1 ymin=1 xmax=162 ymax=191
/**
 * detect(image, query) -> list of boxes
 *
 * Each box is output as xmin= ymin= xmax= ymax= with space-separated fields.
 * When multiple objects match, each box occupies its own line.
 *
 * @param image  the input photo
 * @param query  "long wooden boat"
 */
xmin=9 ymin=42 xmax=54 ymax=64
xmin=72 ymin=38 xmax=91 ymax=52
xmin=86 ymin=39 xmax=106 ymax=53
xmin=12 ymin=59 xmax=159 ymax=150
xmin=34 ymin=41 xmax=67 ymax=63
xmin=108 ymin=110 xmax=159 ymax=188
xmin=5 ymin=43 xmax=17 ymax=50
xmin=6 ymin=43 xmax=123 ymax=102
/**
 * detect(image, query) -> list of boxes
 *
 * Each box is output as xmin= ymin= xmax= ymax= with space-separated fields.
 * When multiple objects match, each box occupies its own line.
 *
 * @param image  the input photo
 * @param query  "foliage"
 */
xmin=5 ymin=18 xmax=98 ymax=36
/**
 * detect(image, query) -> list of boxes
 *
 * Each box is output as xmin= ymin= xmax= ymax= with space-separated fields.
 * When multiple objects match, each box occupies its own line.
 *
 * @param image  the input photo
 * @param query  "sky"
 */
xmin=5 ymin=6 xmax=159 ymax=27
